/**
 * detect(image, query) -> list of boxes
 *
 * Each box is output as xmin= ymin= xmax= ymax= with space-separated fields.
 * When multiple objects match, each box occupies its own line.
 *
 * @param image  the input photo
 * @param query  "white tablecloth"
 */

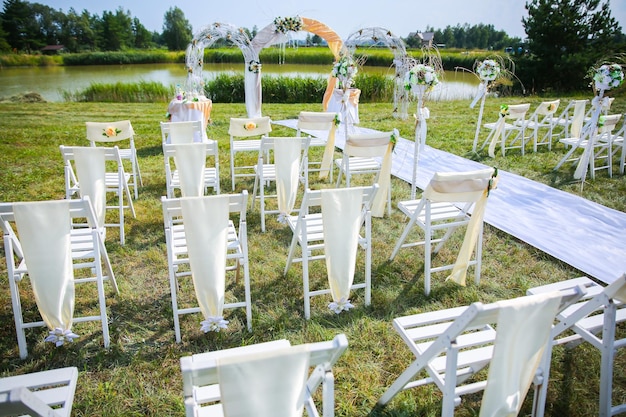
xmin=168 ymin=97 xmax=213 ymax=142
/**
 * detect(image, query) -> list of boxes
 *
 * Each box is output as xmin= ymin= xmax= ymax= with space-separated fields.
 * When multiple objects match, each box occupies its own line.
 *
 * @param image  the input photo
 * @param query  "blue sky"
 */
xmin=35 ymin=0 xmax=626 ymax=41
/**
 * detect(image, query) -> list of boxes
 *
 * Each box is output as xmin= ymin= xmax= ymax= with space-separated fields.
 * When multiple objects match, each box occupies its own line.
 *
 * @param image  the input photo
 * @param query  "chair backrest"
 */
xmin=504 ymin=103 xmax=531 ymax=122
xmin=160 ymin=121 xmax=203 ymax=144
xmin=296 ymin=111 xmax=337 ymax=132
xmin=161 ymin=191 xmax=247 ymax=232
xmin=86 ymin=120 xmax=134 ymax=144
xmin=598 ymin=113 xmax=622 ymax=134
xmin=0 ymin=197 xmax=99 ymax=232
xmin=297 ymin=185 xmax=378 ymax=219
xmin=0 ymin=367 xmax=78 ymax=417
xmin=528 ymin=99 xmax=560 ymax=125
xmin=343 ymin=132 xmax=393 ymax=158
xmin=180 ymin=334 xmax=348 ymax=417
xmin=229 ymin=116 xmax=272 ymax=138
xmin=423 ymin=168 xmax=497 ymax=203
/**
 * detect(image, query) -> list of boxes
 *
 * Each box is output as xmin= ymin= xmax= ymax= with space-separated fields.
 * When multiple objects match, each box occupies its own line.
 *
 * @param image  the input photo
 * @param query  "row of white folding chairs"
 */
xmin=3 ymin=271 xmax=624 ymax=417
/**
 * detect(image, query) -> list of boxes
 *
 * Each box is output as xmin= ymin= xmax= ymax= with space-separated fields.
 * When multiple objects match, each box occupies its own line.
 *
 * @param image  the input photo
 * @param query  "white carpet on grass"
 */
xmin=274 ymin=118 xmax=626 ymax=285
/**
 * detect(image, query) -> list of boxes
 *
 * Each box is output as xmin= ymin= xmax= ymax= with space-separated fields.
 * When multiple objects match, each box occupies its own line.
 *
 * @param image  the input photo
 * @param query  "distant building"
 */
xmin=406 ymin=31 xmax=435 ymax=48
xmin=41 ymin=45 xmax=65 ymax=54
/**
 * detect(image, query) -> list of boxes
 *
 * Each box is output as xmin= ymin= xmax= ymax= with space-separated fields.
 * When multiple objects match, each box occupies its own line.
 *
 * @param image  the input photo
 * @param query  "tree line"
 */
xmin=0 ymin=0 xmax=195 ymax=52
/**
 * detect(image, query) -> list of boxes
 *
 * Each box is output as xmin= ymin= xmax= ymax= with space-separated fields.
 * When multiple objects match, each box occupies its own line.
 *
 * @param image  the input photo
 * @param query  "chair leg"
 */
xmin=599 ymin=302 xmax=617 ymax=417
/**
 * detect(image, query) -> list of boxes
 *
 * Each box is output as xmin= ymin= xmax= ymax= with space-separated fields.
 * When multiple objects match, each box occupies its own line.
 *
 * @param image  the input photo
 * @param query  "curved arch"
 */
xmin=184 ymin=22 xmax=254 ymax=96
xmin=245 ymin=16 xmax=347 ymax=118
xmin=345 ymin=27 xmax=410 ymax=120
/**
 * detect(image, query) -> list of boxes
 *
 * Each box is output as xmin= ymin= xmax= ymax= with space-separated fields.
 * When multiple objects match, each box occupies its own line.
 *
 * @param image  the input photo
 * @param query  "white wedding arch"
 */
xmin=184 ymin=17 xmax=347 ymax=118
xmin=344 ymin=27 xmax=411 ymax=120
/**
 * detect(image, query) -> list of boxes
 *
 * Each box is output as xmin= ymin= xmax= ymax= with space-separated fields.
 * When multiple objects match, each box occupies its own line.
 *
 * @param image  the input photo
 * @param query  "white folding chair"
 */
xmin=555 ymin=113 xmax=622 ymax=180
xmin=0 ymin=198 xmax=118 ymax=359
xmin=250 ymin=136 xmax=310 ymax=233
xmin=160 ymin=120 xmax=206 ymax=144
xmin=60 ymin=145 xmax=136 ymax=245
xmin=376 ymin=289 xmax=585 ymax=417
xmin=0 ymin=367 xmax=78 ymax=417
xmin=228 ymin=116 xmax=272 ymax=190
xmin=163 ymin=142 xmax=220 ymax=198
xmin=524 ymin=99 xmax=560 ymax=152
xmin=284 ymin=185 xmax=377 ymax=319
xmin=390 ymin=168 xmax=498 ymax=295
xmin=334 ymin=131 xmax=394 ymax=217
xmin=180 ymin=333 xmax=348 ymax=417
xmin=85 ymin=120 xmax=142 ymax=199
xmin=296 ymin=111 xmax=339 ymax=182
xmin=527 ymin=274 xmax=626 ymax=417
xmin=481 ymin=103 xmax=531 ymax=156
xmin=552 ymin=99 xmax=588 ymax=140
xmin=161 ymin=192 xmax=252 ymax=343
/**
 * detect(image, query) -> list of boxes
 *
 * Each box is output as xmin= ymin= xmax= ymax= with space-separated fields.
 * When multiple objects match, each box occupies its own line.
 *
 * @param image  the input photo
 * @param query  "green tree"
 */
xmin=161 ymin=6 xmax=191 ymax=51
xmin=99 ymin=7 xmax=133 ymax=51
xmin=1 ymin=0 xmax=41 ymax=52
xmin=132 ymin=17 xmax=153 ymax=48
xmin=521 ymin=0 xmax=624 ymax=91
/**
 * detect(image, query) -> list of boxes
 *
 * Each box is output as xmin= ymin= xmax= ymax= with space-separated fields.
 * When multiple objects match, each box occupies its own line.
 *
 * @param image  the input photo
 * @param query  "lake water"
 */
xmin=0 ymin=63 xmax=479 ymax=102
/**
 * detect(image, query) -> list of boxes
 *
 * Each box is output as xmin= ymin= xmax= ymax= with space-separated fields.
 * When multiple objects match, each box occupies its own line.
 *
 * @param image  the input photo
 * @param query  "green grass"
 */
xmin=0 ymin=97 xmax=625 ymax=416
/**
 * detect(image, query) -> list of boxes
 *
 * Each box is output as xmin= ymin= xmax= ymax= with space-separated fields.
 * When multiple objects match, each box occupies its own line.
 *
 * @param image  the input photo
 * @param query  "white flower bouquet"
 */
xmin=332 ymin=55 xmax=358 ymax=89
xmin=593 ymin=64 xmax=624 ymax=91
xmin=404 ymin=64 xmax=439 ymax=97
xmin=477 ymin=59 xmax=501 ymax=81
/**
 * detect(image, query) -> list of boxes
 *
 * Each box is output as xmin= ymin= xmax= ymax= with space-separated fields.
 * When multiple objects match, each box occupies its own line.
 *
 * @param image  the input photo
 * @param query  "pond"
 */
xmin=0 ymin=63 xmax=480 ymax=102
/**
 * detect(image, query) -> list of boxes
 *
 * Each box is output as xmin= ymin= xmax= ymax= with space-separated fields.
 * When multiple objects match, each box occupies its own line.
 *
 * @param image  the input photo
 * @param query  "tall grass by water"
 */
xmin=0 ymin=98 xmax=624 ymax=416
xmin=62 ymin=73 xmax=395 ymax=104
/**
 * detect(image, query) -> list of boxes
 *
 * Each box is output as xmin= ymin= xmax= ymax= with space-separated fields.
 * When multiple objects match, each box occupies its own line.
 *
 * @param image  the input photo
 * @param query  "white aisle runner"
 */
xmin=275 ymin=119 xmax=626 ymax=285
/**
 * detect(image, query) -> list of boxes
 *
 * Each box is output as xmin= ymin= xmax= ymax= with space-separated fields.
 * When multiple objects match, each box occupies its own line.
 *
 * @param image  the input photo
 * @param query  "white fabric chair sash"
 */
xmin=73 ymin=147 xmax=106 ymax=228
xmin=14 ymin=200 xmax=75 ymax=337
xmin=228 ymin=116 xmax=272 ymax=137
xmin=321 ymin=187 xmax=363 ymax=312
xmin=173 ymin=143 xmax=207 ymax=197
xmin=298 ymin=112 xmax=338 ymax=180
xmin=274 ymin=138 xmax=302 ymax=219
xmin=570 ymin=100 xmax=587 ymax=138
xmin=479 ymin=292 xmax=562 ymax=417
xmin=424 ymin=168 xmax=498 ymax=285
xmin=470 ymin=81 xmax=488 ymax=108
xmin=169 ymin=122 xmax=196 ymax=144
xmin=344 ymin=132 xmax=393 ymax=218
xmin=86 ymin=120 xmax=133 ymax=142
xmin=180 ymin=196 xmax=230 ymax=332
xmin=218 ymin=344 xmax=310 ymax=417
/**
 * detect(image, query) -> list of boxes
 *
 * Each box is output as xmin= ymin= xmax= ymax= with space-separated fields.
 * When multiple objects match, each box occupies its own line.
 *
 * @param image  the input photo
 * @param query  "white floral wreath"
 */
xmin=593 ymin=64 xmax=624 ymax=91
xmin=273 ymin=16 xmax=303 ymax=34
xmin=404 ymin=64 xmax=439 ymax=96
xmin=477 ymin=59 xmax=501 ymax=81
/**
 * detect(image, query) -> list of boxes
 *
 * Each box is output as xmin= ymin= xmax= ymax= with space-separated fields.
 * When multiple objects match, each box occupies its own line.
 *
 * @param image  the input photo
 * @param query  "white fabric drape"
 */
xmin=470 ymin=81 xmax=487 ymax=108
xmin=297 ymin=111 xmax=338 ymax=180
xmin=180 ymin=196 xmax=229 ymax=331
xmin=343 ymin=133 xmax=393 ymax=218
xmin=73 ymin=147 xmax=106 ymax=228
xmin=423 ymin=168 xmax=497 ymax=286
xmin=218 ymin=344 xmax=310 ymax=417
xmin=321 ymin=187 xmax=363 ymax=308
xmin=479 ymin=292 xmax=562 ymax=417
xmin=173 ymin=143 xmax=207 ymax=197
xmin=574 ymin=94 xmax=607 ymax=180
xmin=228 ymin=116 xmax=272 ymax=137
xmin=274 ymin=139 xmax=302 ymax=218
xmin=14 ymin=200 xmax=75 ymax=334
xmin=244 ymin=70 xmax=262 ymax=119
xmin=487 ymin=117 xmax=506 ymax=158
xmin=169 ymin=122 xmax=196 ymax=144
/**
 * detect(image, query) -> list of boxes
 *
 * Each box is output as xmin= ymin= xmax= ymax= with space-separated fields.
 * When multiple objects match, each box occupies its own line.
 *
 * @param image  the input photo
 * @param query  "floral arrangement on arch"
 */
xmin=593 ymin=63 xmax=624 ymax=91
xmin=273 ymin=16 xmax=303 ymax=34
xmin=476 ymin=59 xmax=501 ymax=82
xmin=404 ymin=64 xmax=440 ymax=97
xmin=248 ymin=60 xmax=262 ymax=74
xmin=331 ymin=54 xmax=358 ymax=89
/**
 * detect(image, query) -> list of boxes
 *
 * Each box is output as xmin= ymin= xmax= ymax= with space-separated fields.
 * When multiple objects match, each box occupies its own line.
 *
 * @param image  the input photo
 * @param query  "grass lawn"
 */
xmin=0 ymin=97 xmax=625 ymax=416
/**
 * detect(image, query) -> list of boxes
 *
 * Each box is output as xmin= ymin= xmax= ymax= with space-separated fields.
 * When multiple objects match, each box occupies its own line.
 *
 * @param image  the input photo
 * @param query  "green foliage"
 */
xmin=62 ymin=50 xmax=184 ymax=65
xmin=64 ymin=81 xmax=171 ymax=102
xmin=0 ymin=53 xmax=61 ymax=66
xmin=161 ymin=6 xmax=192 ymax=51
xmin=521 ymin=0 xmax=626 ymax=92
